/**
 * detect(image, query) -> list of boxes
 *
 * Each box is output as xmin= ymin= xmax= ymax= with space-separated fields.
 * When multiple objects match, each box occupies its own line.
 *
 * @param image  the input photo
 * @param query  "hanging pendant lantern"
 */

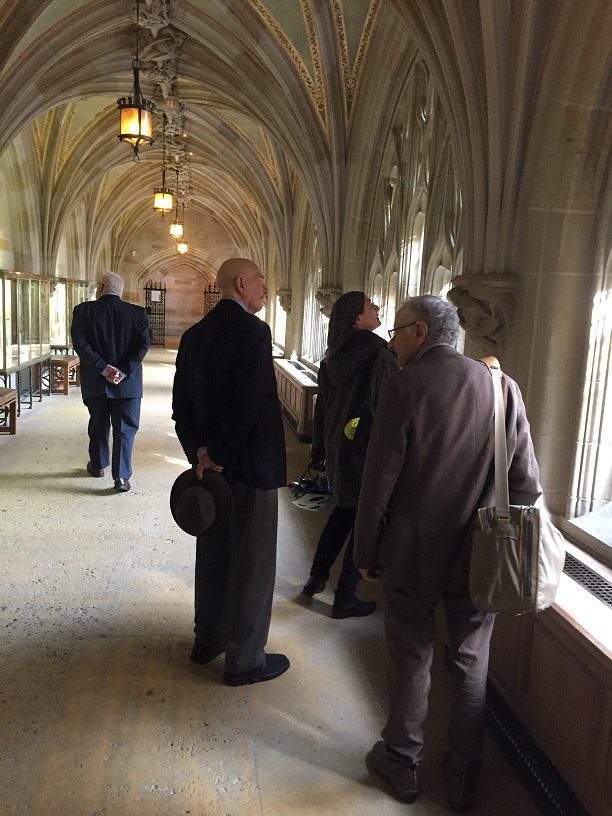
xmin=169 ymin=167 xmax=184 ymax=238
xmin=153 ymin=189 xmax=173 ymax=212
xmin=117 ymin=0 xmax=155 ymax=161
xmin=170 ymin=220 xmax=184 ymax=239
xmin=153 ymin=113 xmax=173 ymax=215
xmin=176 ymin=203 xmax=188 ymax=252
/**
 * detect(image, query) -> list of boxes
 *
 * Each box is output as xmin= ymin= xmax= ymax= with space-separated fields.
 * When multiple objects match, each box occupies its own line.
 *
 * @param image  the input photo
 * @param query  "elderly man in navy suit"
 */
xmin=172 ymin=258 xmax=289 ymax=686
xmin=355 ymin=295 xmax=541 ymax=812
xmin=71 ymin=272 xmax=150 ymax=493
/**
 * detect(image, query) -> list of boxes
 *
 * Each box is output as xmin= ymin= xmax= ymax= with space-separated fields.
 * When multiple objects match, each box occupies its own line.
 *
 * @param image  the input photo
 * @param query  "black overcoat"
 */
xmin=172 ymin=298 xmax=286 ymax=489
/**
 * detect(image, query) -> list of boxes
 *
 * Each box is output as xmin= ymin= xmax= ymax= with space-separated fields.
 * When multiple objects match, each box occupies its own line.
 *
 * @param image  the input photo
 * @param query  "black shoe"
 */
xmin=366 ymin=741 xmax=420 ymax=803
xmin=331 ymin=598 xmax=377 ymax=619
xmin=223 ymin=653 xmax=290 ymax=686
xmin=191 ymin=641 xmax=227 ymax=665
xmin=86 ymin=461 xmax=104 ymax=477
xmin=302 ymin=575 xmax=326 ymax=597
xmin=441 ymin=755 xmax=482 ymax=813
xmin=114 ymin=478 xmax=130 ymax=492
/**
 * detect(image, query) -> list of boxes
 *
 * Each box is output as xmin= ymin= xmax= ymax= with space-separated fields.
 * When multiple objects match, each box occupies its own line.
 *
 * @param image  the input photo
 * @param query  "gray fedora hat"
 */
xmin=170 ymin=468 xmax=233 ymax=537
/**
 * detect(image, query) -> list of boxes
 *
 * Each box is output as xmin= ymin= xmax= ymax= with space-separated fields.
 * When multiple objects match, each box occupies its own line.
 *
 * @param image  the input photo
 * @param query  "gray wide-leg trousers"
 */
xmin=194 ymin=482 xmax=278 ymax=674
xmin=382 ymin=583 xmax=495 ymax=773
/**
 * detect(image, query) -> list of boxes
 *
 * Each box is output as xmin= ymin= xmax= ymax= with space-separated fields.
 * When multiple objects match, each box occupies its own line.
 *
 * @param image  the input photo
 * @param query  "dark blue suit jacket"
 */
xmin=71 ymin=295 xmax=150 ymax=400
xmin=172 ymin=298 xmax=286 ymax=489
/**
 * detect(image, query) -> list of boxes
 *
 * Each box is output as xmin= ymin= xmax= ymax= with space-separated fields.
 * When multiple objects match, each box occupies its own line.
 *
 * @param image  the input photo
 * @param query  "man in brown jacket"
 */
xmin=354 ymin=295 xmax=541 ymax=812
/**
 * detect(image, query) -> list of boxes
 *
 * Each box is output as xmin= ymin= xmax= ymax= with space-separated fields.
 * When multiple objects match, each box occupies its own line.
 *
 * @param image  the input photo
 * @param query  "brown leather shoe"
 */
xmin=86 ymin=461 xmax=104 ymax=477
xmin=366 ymin=741 xmax=419 ymax=803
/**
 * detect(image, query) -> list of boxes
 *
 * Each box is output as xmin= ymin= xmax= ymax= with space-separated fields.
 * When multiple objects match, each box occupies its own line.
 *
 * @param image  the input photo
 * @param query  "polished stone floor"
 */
xmin=0 ymin=349 xmax=539 ymax=815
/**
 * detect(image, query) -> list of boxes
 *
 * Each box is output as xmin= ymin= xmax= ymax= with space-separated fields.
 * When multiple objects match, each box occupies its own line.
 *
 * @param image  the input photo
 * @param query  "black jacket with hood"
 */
xmin=312 ymin=330 xmax=398 ymax=506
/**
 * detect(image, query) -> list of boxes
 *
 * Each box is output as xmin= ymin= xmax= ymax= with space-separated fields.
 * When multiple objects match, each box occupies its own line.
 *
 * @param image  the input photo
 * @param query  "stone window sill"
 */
xmin=551 ymin=541 xmax=612 ymax=663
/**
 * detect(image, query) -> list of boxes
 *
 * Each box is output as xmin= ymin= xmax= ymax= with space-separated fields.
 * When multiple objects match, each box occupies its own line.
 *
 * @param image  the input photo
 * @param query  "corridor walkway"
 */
xmin=0 ymin=349 xmax=538 ymax=816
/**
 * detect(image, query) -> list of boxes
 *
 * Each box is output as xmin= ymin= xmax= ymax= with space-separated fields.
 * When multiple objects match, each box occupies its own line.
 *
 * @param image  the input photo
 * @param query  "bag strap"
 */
xmin=492 ymin=365 xmax=510 ymax=518
xmin=480 ymin=357 xmax=510 ymax=519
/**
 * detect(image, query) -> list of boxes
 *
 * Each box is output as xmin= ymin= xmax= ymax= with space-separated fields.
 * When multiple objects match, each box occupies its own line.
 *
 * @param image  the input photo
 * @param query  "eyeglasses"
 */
xmin=388 ymin=321 xmax=417 ymax=339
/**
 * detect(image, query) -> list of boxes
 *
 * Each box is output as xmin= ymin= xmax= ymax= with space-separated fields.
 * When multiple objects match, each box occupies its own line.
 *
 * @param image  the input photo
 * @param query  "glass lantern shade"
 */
xmin=177 ymin=241 xmax=189 ymax=254
xmin=153 ymin=189 xmax=174 ymax=212
xmin=118 ymin=104 xmax=153 ymax=147
xmin=169 ymin=220 xmax=184 ymax=239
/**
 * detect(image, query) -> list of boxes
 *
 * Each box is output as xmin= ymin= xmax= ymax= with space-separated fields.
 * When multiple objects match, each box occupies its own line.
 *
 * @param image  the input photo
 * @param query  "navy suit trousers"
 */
xmin=84 ymin=396 xmax=141 ymax=480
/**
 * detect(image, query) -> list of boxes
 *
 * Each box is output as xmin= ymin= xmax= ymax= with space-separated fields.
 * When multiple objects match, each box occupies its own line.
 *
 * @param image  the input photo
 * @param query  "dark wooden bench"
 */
xmin=50 ymin=355 xmax=80 ymax=395
xmin=0 ymin=387 xmax=17 ymax=434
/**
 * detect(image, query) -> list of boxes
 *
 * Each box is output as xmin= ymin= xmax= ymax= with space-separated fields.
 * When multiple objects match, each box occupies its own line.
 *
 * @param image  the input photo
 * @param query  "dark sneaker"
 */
xmin=302 ymin=575 xmax=326 ymax=597
xmin=365 ymin=740 xmax=419 ymax=803
xmin=441 ymin=755 xmax=482 ymax=813
xmin=331 ymin=598 xmax=376 ymax=618
xmin=190 ymin=641 xmax=227 ymax=665
xmin=223 ymin=653 xmax=290 ymax=686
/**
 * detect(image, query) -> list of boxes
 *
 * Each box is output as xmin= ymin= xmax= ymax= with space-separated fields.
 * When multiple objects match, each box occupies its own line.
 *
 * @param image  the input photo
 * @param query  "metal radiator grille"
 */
xmin=563 ymin=552 xmax=612 ymax=609
xmin=486 ymin=684 xmax=589 ymax=816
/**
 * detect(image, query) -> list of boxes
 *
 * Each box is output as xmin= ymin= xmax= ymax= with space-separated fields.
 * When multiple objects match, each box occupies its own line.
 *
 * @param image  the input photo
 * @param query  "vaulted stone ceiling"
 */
xmin=0 ymin=0 xmax=608 ymax=301
xmin=0 ymin=0 xmax=385 ymax=284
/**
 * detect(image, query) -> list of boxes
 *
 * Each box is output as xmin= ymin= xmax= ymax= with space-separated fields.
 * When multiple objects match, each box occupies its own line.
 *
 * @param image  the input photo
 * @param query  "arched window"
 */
xmin=50 ymin=281 xmax=67 ymax=346
xmin=274 ymin=296 xmax=287 ymax=348
xmin=301 ymin=233 xmax=328 ymax=364
xmin=568 ymin=286 xmax=612 ymax=560
xmin=386 ymin=271 xmax=399 ymax=332
xmin=384 ymin=166 xmax=399 ymax=243
xmin=400 ymin=210 xmax=425 ymax=297
xmin=375 ymin=270 xmax=399 ymax=338
xmin=373 ymin=272 xmax=383 ymax=313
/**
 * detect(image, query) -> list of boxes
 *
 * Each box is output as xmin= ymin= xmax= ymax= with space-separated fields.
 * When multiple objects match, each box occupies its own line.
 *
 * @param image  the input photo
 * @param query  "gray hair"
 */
xmin=99 ymin=272 xmax=124 ymax=296
xmin=396 ymin=295 xmax=460 ymax=345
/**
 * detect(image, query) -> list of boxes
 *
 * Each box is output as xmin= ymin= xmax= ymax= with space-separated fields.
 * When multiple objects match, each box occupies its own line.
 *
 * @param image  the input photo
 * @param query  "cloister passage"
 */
xmin=0 ymin=350 xmax=539 ymax=816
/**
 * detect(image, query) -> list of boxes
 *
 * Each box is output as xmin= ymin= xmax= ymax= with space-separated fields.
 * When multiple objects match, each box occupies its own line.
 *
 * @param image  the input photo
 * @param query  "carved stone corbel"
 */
xmin=277 ymin=289 xmax=292 ymax=313
xmin=315 ymin=287 xmax=343 ymax=318
xmin=135 ymin=0 xmax=170 ymax=38
xmin=163 ymin=107 xmax=185 ymax=138
xmin=447 ymin=275 xmax=517 ymax=355
xmin=139 ymin=26 xmax=184 ymax=67
xmin=140 ymin=27 xmax=184 ymax=99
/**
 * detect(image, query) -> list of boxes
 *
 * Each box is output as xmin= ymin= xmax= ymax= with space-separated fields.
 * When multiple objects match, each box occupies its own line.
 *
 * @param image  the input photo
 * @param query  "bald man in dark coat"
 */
xmin=172 ymin=258 xmax=289 ymax=687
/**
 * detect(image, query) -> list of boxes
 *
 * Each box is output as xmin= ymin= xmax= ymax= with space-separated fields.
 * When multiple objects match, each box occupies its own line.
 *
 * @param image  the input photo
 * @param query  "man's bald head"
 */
xmin=216 ymin=258 xmax=258 ymax=293
xmin=216 ymin=258 xmax=267 ymax=314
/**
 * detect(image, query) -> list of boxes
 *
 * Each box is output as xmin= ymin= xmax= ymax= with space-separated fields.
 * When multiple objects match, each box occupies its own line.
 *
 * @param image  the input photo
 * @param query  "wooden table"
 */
xmin=0 ymin=353 xmax=51 ymax=414
xmin=0 ymin=387 xmax=17 ymax=433
xmin=49 ymin=355 xmax=80 ymax=395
